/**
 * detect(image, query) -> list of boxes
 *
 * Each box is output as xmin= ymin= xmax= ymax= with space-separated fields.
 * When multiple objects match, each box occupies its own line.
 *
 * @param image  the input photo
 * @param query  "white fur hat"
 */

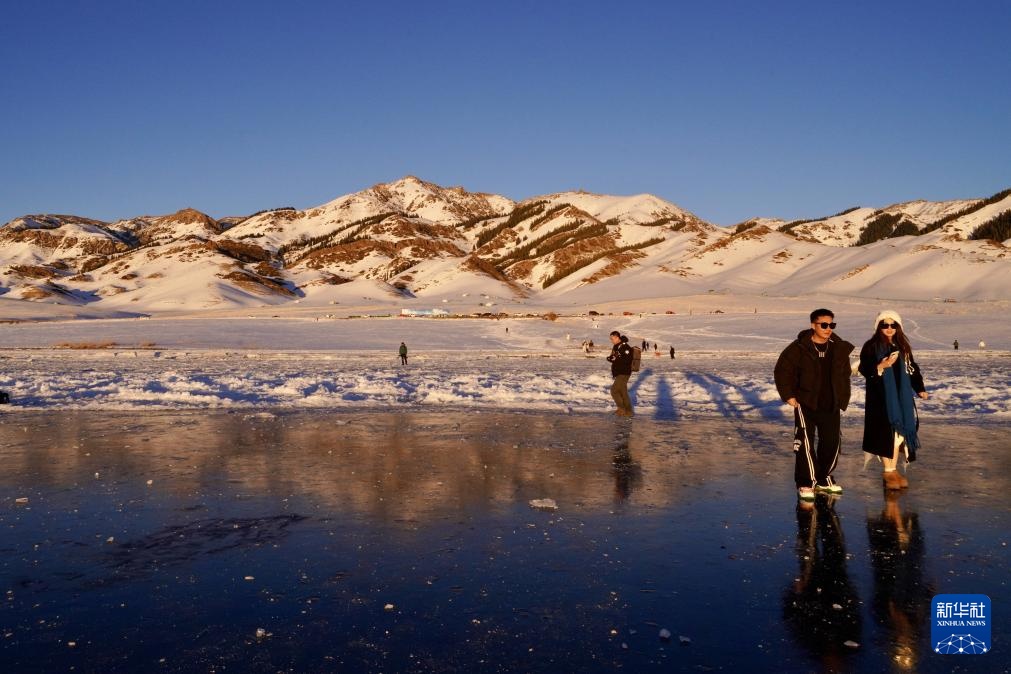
xmin=874 ymin=309 xmax=902 ymax=330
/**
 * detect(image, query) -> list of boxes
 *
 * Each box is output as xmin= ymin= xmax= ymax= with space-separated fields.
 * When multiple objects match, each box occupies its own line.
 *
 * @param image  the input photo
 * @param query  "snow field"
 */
xmin=1 ymin=349 xmax=1006 ymax=417
xmin=0 ymin=310 xmax=1006 ymax=416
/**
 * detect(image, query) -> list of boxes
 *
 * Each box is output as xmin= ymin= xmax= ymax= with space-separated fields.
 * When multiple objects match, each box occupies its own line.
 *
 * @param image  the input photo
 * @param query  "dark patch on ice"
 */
xmin=99 ymin=514 xmax=308 ymax=583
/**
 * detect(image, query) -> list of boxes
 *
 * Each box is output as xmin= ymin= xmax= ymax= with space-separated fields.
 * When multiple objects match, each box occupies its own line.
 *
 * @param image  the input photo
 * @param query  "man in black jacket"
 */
xmin=607 ymin=331 xmax=634 ymax=417
xmin=774 ymin=309 xmax=854 ymax=501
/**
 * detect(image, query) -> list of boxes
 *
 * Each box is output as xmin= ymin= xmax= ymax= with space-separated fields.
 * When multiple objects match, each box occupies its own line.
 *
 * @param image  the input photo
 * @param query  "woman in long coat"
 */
xmin=859 ymin=310 xmax=929 ymax=490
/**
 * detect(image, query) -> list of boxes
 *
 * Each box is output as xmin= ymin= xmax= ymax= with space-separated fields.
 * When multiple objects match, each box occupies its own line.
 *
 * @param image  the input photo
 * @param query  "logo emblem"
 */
xmin=932 ymin=594 xmax=990 ymax=655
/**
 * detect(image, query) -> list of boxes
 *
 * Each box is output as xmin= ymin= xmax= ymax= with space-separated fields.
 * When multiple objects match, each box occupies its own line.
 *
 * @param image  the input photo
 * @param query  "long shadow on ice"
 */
xmin=683 ymin=370 xmax=784 ymax=421
xmin=682 ymin=370 xmax=782 ymax=454
xmin=627 ymin=367 xmax=652 ymax=414
xmin=652 ymin=374 xmax=680 ymax=421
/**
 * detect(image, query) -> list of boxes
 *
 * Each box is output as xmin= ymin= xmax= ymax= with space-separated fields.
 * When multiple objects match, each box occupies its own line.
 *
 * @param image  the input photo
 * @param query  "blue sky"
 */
xmin=2 ymin=0 xmax=1008 ymax=225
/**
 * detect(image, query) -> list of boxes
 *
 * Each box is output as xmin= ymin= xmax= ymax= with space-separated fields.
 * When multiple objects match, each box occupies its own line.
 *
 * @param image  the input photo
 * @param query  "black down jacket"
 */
xmin=774 ymin=330 xmax=855 ymax=411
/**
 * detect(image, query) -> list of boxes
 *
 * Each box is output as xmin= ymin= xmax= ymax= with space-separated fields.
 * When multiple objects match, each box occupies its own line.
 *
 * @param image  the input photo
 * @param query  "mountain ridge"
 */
xmin=1 ymin=178 xmax=1009 ymax=312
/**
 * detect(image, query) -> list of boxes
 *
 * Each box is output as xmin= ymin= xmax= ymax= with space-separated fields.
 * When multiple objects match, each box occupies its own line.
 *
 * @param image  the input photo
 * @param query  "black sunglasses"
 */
xmin=878 ymin=322 xmax=899 ymax=329
xmin=815 ymin=322 xmax=837 ymax=329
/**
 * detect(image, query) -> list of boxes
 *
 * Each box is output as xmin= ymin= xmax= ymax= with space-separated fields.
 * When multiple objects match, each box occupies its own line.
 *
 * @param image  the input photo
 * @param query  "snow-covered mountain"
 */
xmin=1 ymin=178 xmax=1008 ymax=313
xmin=744 ymin=189 xmax=1011 ymax=247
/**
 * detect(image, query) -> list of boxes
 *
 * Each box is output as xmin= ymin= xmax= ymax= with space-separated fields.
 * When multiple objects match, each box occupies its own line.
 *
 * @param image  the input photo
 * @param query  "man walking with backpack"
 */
xmin=398 ymin=342 xmax=408 ymax=365
xmin=608 ymin=331 xmax=635 ymax=417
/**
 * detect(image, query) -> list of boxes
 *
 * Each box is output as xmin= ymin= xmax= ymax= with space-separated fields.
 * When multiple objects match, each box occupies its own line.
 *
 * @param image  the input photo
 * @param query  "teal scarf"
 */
xmin=876 ymin=344 xmax=919 ymax=450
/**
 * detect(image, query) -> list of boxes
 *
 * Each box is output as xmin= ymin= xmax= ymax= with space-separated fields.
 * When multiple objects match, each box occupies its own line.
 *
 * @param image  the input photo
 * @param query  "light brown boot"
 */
xmin=895 ymin=472 xmax=909 ymax=488
xmin=883 ymin=470 xmax=903 ymax=490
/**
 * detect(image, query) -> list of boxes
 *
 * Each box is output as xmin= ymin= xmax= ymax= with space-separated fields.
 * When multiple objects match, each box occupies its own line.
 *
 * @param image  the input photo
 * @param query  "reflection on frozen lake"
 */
xmin=0 ymin=411 xmax=1007 ymax=672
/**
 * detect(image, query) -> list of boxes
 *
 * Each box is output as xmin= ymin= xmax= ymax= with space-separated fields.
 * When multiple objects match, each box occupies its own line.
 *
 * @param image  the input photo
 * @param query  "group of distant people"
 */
xmin=607 ymin=307 xmax=933 ymax=500
xmin=952 ymin=339 xmax=987 ymax=350
xmin=639 ymin=339 xmax=676 ymax=359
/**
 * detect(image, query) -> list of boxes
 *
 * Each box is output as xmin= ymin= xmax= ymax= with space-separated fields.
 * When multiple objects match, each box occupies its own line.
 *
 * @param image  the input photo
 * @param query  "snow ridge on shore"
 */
xmin=2 ymin=350 xmax=1006 ymax=418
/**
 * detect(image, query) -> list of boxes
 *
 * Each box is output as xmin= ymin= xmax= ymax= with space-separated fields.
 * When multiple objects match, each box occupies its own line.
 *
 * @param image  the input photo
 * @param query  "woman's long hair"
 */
xmin=871 ymin=320 xmax=913 ymax=357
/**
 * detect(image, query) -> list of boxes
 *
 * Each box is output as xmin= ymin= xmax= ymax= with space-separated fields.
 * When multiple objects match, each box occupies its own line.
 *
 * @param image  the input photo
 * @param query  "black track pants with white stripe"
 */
xmin=793 ymin=407 xmax=842 ymax=489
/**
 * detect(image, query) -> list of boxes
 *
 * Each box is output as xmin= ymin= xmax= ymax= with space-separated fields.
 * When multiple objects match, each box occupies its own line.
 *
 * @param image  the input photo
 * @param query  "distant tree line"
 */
xmin=889 ymin=219 xmax=919 ymax=238
xmin=494 ymin=221 xmax=610 ymax=271
xmin=778 ymin=218 xmax=817 ymax=233
xmin=475 ymin=200 xmax=548 ymax=247
xmin=457 ymin=213 xmax=505 ymax=230
xmin=493 ymin=220 xmax=583 ymax=267
xmin=735 ymin=221 xmax=759 ymax=235
xmin=969 ymin=209 xmax=1011 ymax=242
xmin=602 ymin=215 xmax=688 ymax=229
xmin=278 ymin=212 xmax=398 ymax=264
xmin=540 ymin=236 xmax=665 ymax=288
xmin=233 ymin=207 xmax=297 ymax=226
xmin=922 ymin=187 xmax=1011 ymax=234
xmin=527 ymin=203 xmax=572 ymax=231
xmin=854 ymin=187 xmax=1011 ymax=245
xmin=248 ymin=206 xmax=296 ymax=217
xmin=639 ymin=215 xmax=685 ymax=227
xmin=333 ymin=224 xmax=372 ymax=247
xmin=778 ymin=206 xmax=860 ymax=234
xmin=856 ymin=213 xmax=908 ymax=246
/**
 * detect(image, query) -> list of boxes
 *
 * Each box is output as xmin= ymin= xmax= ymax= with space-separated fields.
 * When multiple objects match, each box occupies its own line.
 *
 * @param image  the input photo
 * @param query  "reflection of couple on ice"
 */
xmin=783 ymin=491 xmax=931 ymax=671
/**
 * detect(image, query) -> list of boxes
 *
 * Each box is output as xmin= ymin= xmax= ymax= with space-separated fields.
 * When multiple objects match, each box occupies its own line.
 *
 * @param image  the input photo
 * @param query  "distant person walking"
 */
xmin=398 ymin=342 xmax=408 ymax=365
xmin=775 ymin=309 xmax=855 ymax=501
xmin=859 ymin=311 xmax=928 ymax=490
xmin=669 ymin=346 xmax=676 ymax=359
xmin=953 ymin=339 xmax=959 ymax=350
xmin=978 ymin=339 xmax=986 ymax=350
xmin=608 ymin=331 xmax=635 ymax=417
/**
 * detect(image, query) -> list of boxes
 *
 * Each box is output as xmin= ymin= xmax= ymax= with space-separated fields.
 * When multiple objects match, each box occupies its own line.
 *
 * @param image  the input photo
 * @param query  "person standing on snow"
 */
xmin=775 ymin=309 xmax=854 ymax=501
xmin=669 ymin=345 xmax=676 ymax=359
xmin=608 ymin=331 xmax=635 ymax=417
xmin=398 ymin=342 xmax=408 ymax=365
xmin=858 ymin=311 xmax=928 ymax=490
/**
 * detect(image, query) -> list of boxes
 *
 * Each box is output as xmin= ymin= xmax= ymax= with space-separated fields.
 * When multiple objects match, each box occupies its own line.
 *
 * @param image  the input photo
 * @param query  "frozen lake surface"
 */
xmin=1 ymin=410 xmax=1008 ymax=672
xmin=1 ymin=314 xmax=1007 ymax=417
xmin=0 ymin=312 xmax=1007 ymax=671
xmin=1 ymin=349 xmax=1007 ymax=419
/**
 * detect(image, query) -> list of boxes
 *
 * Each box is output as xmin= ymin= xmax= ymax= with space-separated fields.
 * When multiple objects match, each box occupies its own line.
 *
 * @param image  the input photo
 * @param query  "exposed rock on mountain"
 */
xmin=1 ymin=179 xmax=1008 ymax=311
